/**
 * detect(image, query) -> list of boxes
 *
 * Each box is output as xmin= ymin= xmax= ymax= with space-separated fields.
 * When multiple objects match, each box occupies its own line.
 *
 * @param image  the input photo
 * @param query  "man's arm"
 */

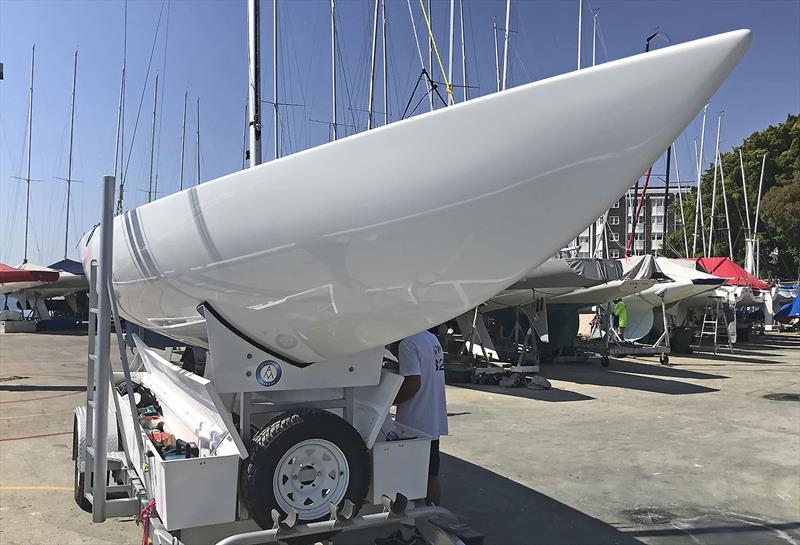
xmin=395 ymin=340 xmax=422 ymax=404
xmin=395 ymin=375 xmax=421 ymax=403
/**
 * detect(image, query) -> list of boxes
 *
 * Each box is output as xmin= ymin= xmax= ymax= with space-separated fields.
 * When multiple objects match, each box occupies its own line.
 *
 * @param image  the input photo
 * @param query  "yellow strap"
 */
xmin=418 ymin=0 xmax=455 ymax=105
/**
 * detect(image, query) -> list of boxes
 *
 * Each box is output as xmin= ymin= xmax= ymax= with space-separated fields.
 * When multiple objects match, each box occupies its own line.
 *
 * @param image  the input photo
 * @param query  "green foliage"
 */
xmin=664 ymin=113 xmax=800 ymax=279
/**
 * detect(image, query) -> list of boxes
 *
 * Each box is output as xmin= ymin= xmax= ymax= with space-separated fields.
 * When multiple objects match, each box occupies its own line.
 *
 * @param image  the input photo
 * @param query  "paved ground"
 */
xmin=0 ymin=331 xmax=798 ymax=545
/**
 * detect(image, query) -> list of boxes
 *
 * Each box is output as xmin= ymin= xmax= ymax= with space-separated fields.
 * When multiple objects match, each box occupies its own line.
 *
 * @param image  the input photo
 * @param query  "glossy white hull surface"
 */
xmin=85 ymin=31 xmax=750 ymax=363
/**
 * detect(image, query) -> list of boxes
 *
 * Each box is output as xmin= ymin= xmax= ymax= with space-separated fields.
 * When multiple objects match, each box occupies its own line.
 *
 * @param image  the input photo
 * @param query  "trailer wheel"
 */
xmin=242 ymin=409 xmax=370 ymax=529
xmin=72 ymin=412 xmax=92 ymax=513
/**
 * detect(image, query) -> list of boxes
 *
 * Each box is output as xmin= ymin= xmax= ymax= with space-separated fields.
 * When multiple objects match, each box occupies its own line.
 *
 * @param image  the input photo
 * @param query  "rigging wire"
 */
xmin=417 ymin=0 xmax=454 ymax=104
xmin=121 ymin=0 xmax=166 ymax=186
xmin=154 ymin=0 xmax=171 ymax=194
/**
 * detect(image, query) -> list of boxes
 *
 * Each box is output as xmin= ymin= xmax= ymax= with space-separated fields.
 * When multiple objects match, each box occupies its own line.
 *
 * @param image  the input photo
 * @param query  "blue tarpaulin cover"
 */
xmin=776 ymin=294 xmax=800 ymax=319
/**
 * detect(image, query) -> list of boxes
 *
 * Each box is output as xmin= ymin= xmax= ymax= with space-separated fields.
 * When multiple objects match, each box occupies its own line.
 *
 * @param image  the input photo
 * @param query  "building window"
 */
xmin=652 ymin=215 xmax=663 ymax=226
xmin=610 ymin=232 xmax=619 ymax=242
xmin=609 ymin=215 xmax=619 ymax=225
xmin=610 ymin=249 xmax=620 ymax=258
xmin=611 ymin=201 xmax=620 ymax=209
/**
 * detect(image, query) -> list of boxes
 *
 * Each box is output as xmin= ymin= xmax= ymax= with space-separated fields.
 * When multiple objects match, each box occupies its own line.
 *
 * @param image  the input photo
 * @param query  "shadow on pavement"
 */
xmin=601 ymin=360 xmax=727 ymax=380
xmin=540 ymin=363 xmax=719 ymax=395
xmin=0 ymin=384 xmax=87 ymax=392
xmin=454 ymin=383 xmax=595 ymax=402
xmin=684 ymin=351 xmax=787 ymax=365
xmin=441 ymin=453 xmax=644 ymax=545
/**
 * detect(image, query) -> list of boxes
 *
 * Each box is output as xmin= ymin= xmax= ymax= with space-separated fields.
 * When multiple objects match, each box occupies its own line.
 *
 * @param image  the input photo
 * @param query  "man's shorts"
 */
xmin=428 ymin=439 xmax=440 ymax=476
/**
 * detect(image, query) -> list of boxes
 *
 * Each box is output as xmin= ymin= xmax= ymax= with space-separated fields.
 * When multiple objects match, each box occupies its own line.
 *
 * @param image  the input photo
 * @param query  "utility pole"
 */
xmin=63 ymin=50 xmax=78 ymax=260
xmin=179 ymin=91 xmax=187 ymax=190
xmin=247 ymin=0 xmax=263 ymax=166
xmin=147 ymin=74 xmax=158 ymax=203
xmin=501 ymin=0 xmax=511 ymax=90
xmin=23 ymin=45 xmax=35 ymax=264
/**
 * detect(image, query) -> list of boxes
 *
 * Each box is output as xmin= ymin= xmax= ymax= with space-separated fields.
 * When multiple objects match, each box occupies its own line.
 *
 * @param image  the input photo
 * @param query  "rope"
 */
xmin=417 ymin=0 xmax=455 ymax=105
xmin=139 ymin=498 xmax=157 ymax=545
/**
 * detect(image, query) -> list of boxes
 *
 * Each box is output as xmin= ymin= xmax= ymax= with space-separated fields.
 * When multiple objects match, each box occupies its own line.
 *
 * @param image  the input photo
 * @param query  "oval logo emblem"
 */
xmin=255 ymin=360 xmax=282 ymax=387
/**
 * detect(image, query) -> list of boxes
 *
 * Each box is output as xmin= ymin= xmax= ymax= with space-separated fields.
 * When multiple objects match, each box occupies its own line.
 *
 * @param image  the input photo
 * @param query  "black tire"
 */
xmin=601 ymin=356 xmax=609 ymax=368
xmin=660 ymin=354 xmax=669 ymax=366
xmin=72 ymin=414 xmax=92 ymax=513
xmin=242 ymin=409 xmax=370 ymax=529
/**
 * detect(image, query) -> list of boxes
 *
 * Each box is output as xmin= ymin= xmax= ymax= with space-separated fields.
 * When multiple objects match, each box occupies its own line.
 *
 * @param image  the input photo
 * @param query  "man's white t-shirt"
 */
xmin=396 ymin=331 xmax=448 ymax=439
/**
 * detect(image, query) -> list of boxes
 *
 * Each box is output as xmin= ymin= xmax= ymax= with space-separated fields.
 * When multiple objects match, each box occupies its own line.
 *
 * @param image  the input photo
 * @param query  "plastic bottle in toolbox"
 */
xmin=195 ymin=422 xmax=222 ymax=457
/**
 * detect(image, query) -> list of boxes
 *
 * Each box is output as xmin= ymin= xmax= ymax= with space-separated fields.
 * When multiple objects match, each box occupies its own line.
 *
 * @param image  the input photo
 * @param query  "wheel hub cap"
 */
xmin=273 ymin=438 xmax=350 ymax=520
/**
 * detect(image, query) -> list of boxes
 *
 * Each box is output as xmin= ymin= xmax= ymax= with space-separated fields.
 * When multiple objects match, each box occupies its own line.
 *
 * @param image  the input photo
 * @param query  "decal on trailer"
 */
xmin=255 ymin=360 xmax=282 ymax=387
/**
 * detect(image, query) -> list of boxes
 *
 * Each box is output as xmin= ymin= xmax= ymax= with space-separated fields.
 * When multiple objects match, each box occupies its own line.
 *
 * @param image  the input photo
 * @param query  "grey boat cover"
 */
xmin=510 ymin=258 xmax=622 ymax=290
xmin=622 ymin=255 xmax=723 ymax=285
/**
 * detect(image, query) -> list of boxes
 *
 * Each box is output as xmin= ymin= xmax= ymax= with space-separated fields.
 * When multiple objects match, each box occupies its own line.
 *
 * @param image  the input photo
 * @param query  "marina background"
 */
xmin=1 ymin=0 xmax=798 ymax=267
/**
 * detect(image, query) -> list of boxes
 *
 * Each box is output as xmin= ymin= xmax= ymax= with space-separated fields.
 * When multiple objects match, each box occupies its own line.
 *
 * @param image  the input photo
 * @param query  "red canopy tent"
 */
xmin=692 ymin=257 xmax=770 ymax=290
xmin=0 ymin=263 xmax=59 ymax=284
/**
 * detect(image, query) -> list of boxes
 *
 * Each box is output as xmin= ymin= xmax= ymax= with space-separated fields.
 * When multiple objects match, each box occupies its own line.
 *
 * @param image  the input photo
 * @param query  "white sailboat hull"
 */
xmin=84 ymin=30 xmax=750 ymax=363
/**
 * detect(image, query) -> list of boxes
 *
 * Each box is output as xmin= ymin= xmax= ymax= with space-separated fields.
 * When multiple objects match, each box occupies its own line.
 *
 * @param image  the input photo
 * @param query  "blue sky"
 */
xmin=1 ymin=0 xmax=798 ymax=266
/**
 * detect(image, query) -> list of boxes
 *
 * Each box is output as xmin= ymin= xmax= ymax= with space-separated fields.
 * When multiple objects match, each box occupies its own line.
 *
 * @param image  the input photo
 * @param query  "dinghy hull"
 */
xmin=84 ymin=30 xmax=750 ymax=363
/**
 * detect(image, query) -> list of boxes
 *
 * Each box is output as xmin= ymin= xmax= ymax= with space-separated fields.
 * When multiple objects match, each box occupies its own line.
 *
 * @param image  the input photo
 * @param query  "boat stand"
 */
xmin=74 ymin=176 xmax=483 ymax=545
xmin=595 ymin=294 xmax=672 ymax=367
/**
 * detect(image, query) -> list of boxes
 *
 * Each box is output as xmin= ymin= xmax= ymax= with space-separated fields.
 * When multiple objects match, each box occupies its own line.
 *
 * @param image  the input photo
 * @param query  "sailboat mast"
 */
xmin=427 ymin=0 xmax=433 ymax=111
xmin=115 ymin=1 xmax=128 ymax=214
xmin=492 ymin=18 xmax=500 ymax=93
xmin=368 ymin=0 xmax=380 ymax=129
xmin=64 ymin=49 xmax=78 ymax=260
xmin=591 ymin=10 xmax=597 ymax=66
xmin=247 ymin=0 xmax=263 ymax=166
xmin=448 ymin=0 xmax=454 ymax=104
xmin=382 ymin=0 xmax=389 ymax=125
xmin=23 ymin=45 xmax=35 ymax=264
xmin=196 ymin=98 xmax=201 ymax=184
xmin=179 ymin=91 xmax=187 ymax=190
xmin=331 ymin=0 xmax=338 ymax=140
xmin=672 ymin=143 xmax=690 ymax=258
xmin=459 ymin=0 xmax=467 ymax=102
xmin=501 ymin=0 xmax=510 ymax=90
xmin=273 ymin=0 xmax=279 ymax=159
xmin=577 ymin=0 xmax=582 ymax=70
xmin=739 ymin=149 xmax=751 ymax=235
xmin=692 ymin=104 xmax=708 ymax=256
xmin=718 ymin=154 xmax=734 ymax=260
xmin=707 ymin=112 xmax=722 ymax=254
xmin=753 ymin=153 xmax=766 ymax=236
xmin=147 ymin=74 xmax=158 ymax=203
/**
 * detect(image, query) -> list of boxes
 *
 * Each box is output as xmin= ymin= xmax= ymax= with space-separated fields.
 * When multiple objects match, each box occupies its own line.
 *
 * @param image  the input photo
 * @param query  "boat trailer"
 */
xmin=72 ymin=177 xmax=483 ymax=545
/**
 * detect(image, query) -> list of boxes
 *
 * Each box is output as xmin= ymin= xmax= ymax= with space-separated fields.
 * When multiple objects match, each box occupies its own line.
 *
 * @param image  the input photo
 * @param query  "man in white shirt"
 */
xmin=394 ymin=329 xmax=448 ymax=505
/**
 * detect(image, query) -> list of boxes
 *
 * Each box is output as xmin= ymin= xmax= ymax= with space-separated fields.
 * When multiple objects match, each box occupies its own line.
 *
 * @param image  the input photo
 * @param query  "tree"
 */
xmin=664 ymin=113 xmax=800 ymax=279
xmin=760 ymin=168 xmax=800 ymax=276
